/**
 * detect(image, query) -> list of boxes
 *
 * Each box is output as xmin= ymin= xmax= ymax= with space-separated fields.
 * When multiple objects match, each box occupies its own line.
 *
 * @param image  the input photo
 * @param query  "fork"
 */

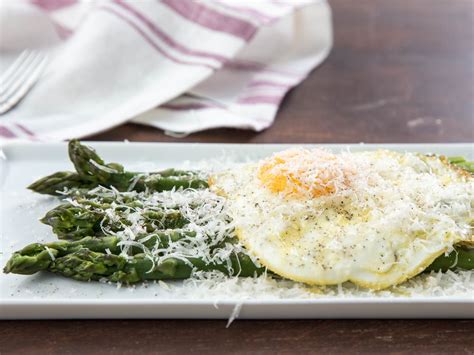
xmin=0 ymin=50 xmax=48 ymax=115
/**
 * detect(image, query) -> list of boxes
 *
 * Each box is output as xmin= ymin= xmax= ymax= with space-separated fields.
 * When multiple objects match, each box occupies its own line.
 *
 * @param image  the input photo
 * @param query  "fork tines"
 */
xmin=0 ymin=50 xmax=47 ymax=115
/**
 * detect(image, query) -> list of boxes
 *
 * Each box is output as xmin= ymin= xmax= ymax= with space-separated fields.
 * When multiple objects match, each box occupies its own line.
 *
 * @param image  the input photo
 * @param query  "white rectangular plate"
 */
xmin=1 ymin=142 xmax=473 ymax=320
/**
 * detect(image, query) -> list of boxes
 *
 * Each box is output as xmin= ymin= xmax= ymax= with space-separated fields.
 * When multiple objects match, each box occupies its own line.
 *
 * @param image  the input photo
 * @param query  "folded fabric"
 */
xmin=0 ymin=0 xmax=332 ymax=142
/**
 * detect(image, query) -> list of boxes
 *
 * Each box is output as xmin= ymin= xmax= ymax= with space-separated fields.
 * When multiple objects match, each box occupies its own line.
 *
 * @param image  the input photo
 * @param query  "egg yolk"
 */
xmin=258 ymin=149 xmax=351 ymax=198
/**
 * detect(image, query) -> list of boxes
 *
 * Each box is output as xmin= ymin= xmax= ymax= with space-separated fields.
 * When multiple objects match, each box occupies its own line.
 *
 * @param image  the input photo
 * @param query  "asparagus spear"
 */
xmin=50 ymin=250 xmax=262 ymax=283
xmin=68 ymin=138 xmax=125 ymax=184
xmin=448 ymin=156 xmax=474 ymax=173
xmin=3 ymin=236 xmax=264 ymax=283
xmin=28 ymin=141 xmax=208 ymax=195
xmin=27 ymin=171 xmax=94 ymax=196
xmin=3 ymin=236 xmax=120 ymax=275
xmin=41 ymin=200 xmax=188 ymax=240
xmin=67 ymin=139 xmax=208 ymax=192
xmin=3 ymin=232 xmax=193 ymax=275
xmin=424 ymin=247 xmax=474 ymax=272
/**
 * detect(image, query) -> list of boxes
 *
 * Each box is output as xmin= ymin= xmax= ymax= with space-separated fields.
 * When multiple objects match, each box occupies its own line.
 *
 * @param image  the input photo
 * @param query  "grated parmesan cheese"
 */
xmin=168 ymin=269 xmax=474 ymax=300
xmin=44 ymin=246 xmax=55 ymax=261
xmin=74 ymin=185 xmax=255 ymax=275
xmin=226 ymin=302 xmax=243 ymax=328
xmin=89 ymin=159 xmax=120 ymax=174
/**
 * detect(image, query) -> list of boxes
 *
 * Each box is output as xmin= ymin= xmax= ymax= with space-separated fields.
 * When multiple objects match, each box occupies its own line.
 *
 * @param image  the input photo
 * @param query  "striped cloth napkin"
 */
xmin=0 ymin=0 xmax=332 ymax=141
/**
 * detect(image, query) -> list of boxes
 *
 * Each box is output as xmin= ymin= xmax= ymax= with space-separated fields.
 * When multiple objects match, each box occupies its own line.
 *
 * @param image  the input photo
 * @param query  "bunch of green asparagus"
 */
xmin=3 ymin=140 xmax=473 ymax=284
xmin=4 ymin=140 xmax=264 ymax=283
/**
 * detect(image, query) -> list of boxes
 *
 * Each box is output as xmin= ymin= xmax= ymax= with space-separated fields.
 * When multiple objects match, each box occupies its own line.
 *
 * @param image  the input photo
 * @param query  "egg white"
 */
xmin=210 ymin=150 xmax=473 ymax=290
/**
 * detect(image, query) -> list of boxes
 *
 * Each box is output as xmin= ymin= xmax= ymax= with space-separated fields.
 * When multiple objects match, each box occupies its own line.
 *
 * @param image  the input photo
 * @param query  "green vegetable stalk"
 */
xmin=28 ymin=140 xmax=208 ymax=195
xmin=425 ymin=247 xmax=474 ymax=272
xmin=448 ymin=156 xmax=474 ymax=173
xmin=41 ymin=200 xmax=188 ymax=240
xmin=3 ymin=236 xmax=265 ymax=283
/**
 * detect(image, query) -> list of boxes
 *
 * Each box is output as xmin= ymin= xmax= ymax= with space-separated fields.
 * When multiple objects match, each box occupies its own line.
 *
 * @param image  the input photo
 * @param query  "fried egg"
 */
xmin=210 ymin=148 xmax=473 ymax=290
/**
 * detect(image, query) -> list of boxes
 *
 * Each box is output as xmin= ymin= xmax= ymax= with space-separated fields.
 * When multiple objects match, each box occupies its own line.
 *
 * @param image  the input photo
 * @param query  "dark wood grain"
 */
xmin=2 ymin=1 xmax=473 ymax=354
xmin=1 ymin=320 xmax=473 ymax=354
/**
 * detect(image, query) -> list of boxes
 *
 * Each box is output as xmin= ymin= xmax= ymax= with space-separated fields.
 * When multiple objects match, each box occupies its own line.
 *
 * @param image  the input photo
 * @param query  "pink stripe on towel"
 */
xmin=15 ymin=123 xmax=36 ymax=137
xmin=238 ymin=95 xmax=284 ymax=105
xmin=0 ymin=125 xmax=16 ymax=138
xmin=114 ymin=0 xmax=229 ymax=64
xmin=100 ymin=6 xmax=217 ymax=69
xmin=30 ymin=0 xmax=77 ymax=12
xmin=161 ymin=0 xmax=257 ymax=41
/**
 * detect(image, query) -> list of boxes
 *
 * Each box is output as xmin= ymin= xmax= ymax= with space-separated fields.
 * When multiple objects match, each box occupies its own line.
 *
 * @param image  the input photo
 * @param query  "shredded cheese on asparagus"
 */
xmin=72 ymin=186 xmax=256 ymax=275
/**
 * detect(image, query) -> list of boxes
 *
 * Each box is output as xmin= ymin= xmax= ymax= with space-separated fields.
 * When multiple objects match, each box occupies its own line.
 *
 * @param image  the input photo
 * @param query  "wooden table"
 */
xmin=1 ymin=1 xmax=473 ymax=353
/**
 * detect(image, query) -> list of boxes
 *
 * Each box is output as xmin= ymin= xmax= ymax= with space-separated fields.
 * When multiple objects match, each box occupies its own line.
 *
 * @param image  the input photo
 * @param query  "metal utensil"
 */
xmin=0 ymin=50 xmax=48 ymax=115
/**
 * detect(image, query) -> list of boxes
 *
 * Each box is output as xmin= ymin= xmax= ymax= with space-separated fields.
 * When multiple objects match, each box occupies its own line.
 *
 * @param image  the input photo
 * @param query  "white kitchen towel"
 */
xmin=0 ymin=0 xmax=332 ymax=141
